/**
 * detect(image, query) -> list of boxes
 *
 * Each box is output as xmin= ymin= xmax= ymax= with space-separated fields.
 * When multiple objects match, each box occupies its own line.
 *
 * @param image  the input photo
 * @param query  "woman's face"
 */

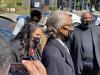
xmin=31 ymin=28 xmax=42 ymax=40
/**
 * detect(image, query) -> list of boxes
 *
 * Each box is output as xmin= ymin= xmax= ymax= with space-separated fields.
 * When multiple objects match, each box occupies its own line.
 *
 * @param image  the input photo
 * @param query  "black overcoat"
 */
xmin=70 ymin=25 xmax=100 ymax=75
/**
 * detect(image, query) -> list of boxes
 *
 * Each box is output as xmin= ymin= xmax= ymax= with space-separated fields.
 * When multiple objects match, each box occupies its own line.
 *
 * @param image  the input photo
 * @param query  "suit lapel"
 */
xmin=91 ymin=26 xmax=100 ymax=67
xmin=90 ymin=26 xmax=98 ymax=50
xmin=90 ymin=26 xmax=99 ymax=53
xmin=90 ymin=26 xmax=100 ymax=67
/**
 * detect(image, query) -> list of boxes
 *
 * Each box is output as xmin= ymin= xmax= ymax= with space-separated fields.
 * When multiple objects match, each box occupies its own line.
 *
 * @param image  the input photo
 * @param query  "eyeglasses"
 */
xmin=60 ymin=25 xmax=74 ymax=31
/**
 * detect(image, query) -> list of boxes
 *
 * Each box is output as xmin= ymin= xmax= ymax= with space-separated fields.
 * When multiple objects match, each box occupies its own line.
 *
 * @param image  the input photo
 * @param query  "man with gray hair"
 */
xmin=70 ymin=11 xmax=100 ymax=75
xmin=0 ymin=35 xmax=14 ymax=75
xmin=41 ymin=10 xmax=75 ymax=75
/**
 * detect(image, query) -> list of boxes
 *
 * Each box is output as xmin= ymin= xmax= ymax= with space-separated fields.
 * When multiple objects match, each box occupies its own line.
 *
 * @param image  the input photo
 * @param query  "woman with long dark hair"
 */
xmin=16 ymin=21 xmax=43 ymax=61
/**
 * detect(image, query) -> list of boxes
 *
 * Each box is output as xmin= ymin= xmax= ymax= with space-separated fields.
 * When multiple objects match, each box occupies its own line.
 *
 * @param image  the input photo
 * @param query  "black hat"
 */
xmin=30 ymin=8 xmax=42 ymax=22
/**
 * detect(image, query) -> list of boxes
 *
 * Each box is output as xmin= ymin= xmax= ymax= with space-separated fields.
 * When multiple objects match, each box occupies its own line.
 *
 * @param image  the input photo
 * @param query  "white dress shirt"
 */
xmin=56 ymin=38 xmax=70 ymax=55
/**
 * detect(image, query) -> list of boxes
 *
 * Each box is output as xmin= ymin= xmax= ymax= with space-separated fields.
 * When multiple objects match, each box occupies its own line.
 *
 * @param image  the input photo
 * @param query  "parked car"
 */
xmin=0 ymin=28 xmax=12 ymax=42
xmin=68 ymin=12 xmax=81 ymax=26
xmin=42 ymin=12 xmax=49 ymax=17
xmin=42 ymin=12 xmax=81 ymax=26
xmin=0 ymin=16 xmax=16 ymax=42
xmin=42 ymin=12 xmax=50 ymax=24
xmin=92 ymin=13 xmax=100 ymax=25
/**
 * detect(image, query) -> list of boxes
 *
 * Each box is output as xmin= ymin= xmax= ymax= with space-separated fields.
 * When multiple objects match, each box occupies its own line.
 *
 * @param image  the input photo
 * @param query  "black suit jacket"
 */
xmin=70 ymin=25 xmax=100 ymax=75
xmin=42 ymin=38 xmax=75 ymax=75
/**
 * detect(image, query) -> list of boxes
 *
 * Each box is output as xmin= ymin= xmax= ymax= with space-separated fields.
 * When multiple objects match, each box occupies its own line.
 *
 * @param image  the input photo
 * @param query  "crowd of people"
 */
xmin=0 ymin=9 xmax=100 ymax=75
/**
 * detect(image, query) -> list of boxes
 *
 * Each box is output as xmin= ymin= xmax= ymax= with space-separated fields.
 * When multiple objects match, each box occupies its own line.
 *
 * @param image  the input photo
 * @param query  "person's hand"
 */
xmin=1 ymin=64 xmax=10 ymax=75
xmin=22 ymin=60 xmax=47 ymax=75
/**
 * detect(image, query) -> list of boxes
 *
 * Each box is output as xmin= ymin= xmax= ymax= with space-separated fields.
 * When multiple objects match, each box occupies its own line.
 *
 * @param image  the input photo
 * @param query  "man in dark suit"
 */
xmin=41 ymin=10 xmax=75 ymax=75
xmin=70 ymin=11 xmax=100 ymax=75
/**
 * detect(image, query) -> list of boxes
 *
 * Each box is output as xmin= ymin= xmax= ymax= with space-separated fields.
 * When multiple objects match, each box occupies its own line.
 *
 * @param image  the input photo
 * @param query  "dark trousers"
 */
xmin=81 ymin=59 xmax=100 ymax=75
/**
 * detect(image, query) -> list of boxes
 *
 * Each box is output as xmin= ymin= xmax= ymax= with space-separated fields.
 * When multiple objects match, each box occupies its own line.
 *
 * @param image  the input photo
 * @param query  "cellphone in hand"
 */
xmin=9 ymin=63 xmax=28 ymax=75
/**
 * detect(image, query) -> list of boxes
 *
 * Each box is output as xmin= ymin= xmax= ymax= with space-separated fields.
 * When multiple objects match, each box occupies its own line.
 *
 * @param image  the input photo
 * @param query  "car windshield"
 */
xmin=97 ymin=15 xmax=100 ymax=18
xmin=0 ymin=17 xmax=16 ymax=42
xmin=0 ymin=29 xmax=12 ymax=42
xmin=93 ymin=14 xmax=100 ymax=18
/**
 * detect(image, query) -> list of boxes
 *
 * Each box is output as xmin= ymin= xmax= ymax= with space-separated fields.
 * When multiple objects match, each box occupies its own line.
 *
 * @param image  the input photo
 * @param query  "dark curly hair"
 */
xmin=14 ymin=21 xmax=43 ymax=59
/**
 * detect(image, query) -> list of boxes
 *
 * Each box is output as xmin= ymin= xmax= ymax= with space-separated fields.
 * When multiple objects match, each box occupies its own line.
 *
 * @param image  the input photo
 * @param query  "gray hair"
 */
xmin=0 ymin=35 xmax=12 ymax=73
xmin=46 ymin=10 xmax=68 ymax=38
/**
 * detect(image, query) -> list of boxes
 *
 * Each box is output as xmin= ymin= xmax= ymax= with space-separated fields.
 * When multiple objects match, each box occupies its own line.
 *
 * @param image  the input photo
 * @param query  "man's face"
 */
xmin=59 ymin=15 xmax=73 ymax=38
xmin=82 ymin=13 xmax=92 ymax=25
xmin=59 ymin=24 xmax=73 ymax=38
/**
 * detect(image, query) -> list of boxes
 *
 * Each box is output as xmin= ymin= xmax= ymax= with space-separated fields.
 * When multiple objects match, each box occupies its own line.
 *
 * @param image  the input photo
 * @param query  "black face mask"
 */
xmin=82 ymin=20 xmax=92 ymax=26
xmin=33 ymin=37 xmax=40 ymax=48
xmin=60 ymin=31 xmax=72 ymax=42
xmin=80 ymin=20 xmax=92 ymax=30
